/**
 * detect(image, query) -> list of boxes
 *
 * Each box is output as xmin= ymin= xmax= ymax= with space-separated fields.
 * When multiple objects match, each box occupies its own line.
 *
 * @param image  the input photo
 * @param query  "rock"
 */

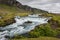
xmin=0 ymin=0 xmax=16 ymax=5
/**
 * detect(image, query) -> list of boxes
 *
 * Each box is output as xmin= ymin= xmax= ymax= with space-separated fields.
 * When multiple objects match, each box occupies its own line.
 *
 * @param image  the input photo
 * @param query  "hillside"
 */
xmin=0 ymin=0 xmax=47 ymax=13
xmin=0 ymin=0 xmax=60 ymax=40
xmin=0 ymin=4 xmax=30 ymax=26
xmin=0 ymin=0 xmax=48 ymax=27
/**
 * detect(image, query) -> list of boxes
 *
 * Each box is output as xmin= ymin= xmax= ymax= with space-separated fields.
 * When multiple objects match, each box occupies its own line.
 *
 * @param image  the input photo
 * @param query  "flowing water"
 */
xmin=0 ymin=15 xmax=51 ymax=40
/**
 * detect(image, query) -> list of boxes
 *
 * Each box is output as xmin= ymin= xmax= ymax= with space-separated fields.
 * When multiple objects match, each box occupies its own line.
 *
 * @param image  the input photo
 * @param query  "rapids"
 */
xmin=0 ymin=14 xmax=51 ymax=40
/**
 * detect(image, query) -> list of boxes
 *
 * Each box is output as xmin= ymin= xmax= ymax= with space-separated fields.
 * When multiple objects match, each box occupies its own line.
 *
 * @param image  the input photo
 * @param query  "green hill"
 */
xmin=0 ymin=4 xmax=31 ymax=26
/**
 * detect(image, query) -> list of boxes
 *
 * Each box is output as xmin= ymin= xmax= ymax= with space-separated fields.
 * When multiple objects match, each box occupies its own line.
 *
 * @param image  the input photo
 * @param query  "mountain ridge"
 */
xmin=0 ymin=0 xmax=48 ymax=13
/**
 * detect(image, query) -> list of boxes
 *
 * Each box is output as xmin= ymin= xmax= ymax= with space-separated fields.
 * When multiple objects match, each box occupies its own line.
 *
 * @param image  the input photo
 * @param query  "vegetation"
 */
xmin=10 ymin=13 xmax=60 ymax=40
xmin=28 ymin=24 xmax=57 ymax=38
xmin=0 ymin=2 xmax=60 ymax=40
xmin=0 ymin=4 xmax=31 ymax=27
xmin=10 ymin=37 xmax=60 ymax=40
xmin=42 ymin=13 xmax=60 ymax=28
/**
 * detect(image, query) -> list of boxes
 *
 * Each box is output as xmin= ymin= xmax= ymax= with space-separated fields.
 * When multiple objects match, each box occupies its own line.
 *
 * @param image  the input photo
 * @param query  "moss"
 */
xmin=0 ymin=4 xmax=30 ymax=27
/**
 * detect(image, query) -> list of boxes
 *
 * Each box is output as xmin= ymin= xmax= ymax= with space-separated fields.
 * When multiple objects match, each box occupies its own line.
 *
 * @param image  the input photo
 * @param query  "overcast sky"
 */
xmin=17 ymin=0 xmax=60 ymax=13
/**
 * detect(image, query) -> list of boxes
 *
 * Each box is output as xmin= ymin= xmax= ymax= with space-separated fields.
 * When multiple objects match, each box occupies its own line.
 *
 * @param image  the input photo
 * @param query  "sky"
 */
xmin=17 ymin=0 xmax=60 ymax=13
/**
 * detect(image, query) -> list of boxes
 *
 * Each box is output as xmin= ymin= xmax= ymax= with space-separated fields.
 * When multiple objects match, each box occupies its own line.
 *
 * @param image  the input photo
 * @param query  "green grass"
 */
xmin=43 ymin=13 xmax=60 ymax=21
xmin=0 ymin=4 xmax=31 ymax=26
xmin=0 ymin=3 xmax=60 ymax=40
xmin=0 ymin=4 xmax=30 ymax=16
xmin=10 ymin=37 xmax=60 ymax=40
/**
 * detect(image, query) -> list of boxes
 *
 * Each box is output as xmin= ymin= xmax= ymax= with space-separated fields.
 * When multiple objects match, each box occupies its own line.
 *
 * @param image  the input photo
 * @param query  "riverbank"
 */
xmin=11 ymin=36 xmax=60 ymax=40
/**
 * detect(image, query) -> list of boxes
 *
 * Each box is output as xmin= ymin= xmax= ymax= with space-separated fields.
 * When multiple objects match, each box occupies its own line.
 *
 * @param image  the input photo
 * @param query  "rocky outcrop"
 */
xmin=0 ymin=0 xmax=16 ymax=5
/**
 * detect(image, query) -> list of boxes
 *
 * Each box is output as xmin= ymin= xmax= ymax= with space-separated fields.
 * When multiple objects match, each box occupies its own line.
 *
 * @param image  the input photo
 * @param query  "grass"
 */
xmin=42 ymin=13 xmax=60 ymax=21
xmin=0 ymin=4 xmax=30 ymax=16
xmin=0 ymin=4 xmax=31 ymax=26
xmin=10 ymin=37 xmax=60 ymax=40
xmin=0 ymin=4 xmax=60 ymax=27
xmin=0 ymin=3 xmax=60 ymax=40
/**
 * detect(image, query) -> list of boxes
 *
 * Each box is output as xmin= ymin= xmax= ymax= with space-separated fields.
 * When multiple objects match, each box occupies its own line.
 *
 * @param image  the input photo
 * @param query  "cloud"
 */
xmin=17 ymin=0 xmax=60 ymax=13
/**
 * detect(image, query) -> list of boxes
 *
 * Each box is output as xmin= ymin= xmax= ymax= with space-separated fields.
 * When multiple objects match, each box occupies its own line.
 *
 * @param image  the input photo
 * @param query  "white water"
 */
xmin=0 ymin=15 xmax=51 ymax=40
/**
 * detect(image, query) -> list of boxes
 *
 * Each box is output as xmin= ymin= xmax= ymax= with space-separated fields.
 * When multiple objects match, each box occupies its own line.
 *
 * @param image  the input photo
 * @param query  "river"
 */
xmin=0 ymin=14 xmax=51 ymax=40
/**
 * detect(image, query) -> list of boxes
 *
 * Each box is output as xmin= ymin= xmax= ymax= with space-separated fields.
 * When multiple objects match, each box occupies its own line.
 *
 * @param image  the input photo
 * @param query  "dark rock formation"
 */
xmin=0 ymin=0 xmax=16 ymax=5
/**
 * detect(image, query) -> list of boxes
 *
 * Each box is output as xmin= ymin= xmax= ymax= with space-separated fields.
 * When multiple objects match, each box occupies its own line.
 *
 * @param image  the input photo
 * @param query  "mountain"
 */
xmin=0 ymin=0 xmax=48 ymax=13
xmin=16 ymin=0 xmax=60 ymax=13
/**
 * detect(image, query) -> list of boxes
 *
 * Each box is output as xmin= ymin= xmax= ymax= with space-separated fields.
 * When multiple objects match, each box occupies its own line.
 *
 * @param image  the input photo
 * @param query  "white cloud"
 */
xmin=17 ymin=0 xmax=60 ymax=13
